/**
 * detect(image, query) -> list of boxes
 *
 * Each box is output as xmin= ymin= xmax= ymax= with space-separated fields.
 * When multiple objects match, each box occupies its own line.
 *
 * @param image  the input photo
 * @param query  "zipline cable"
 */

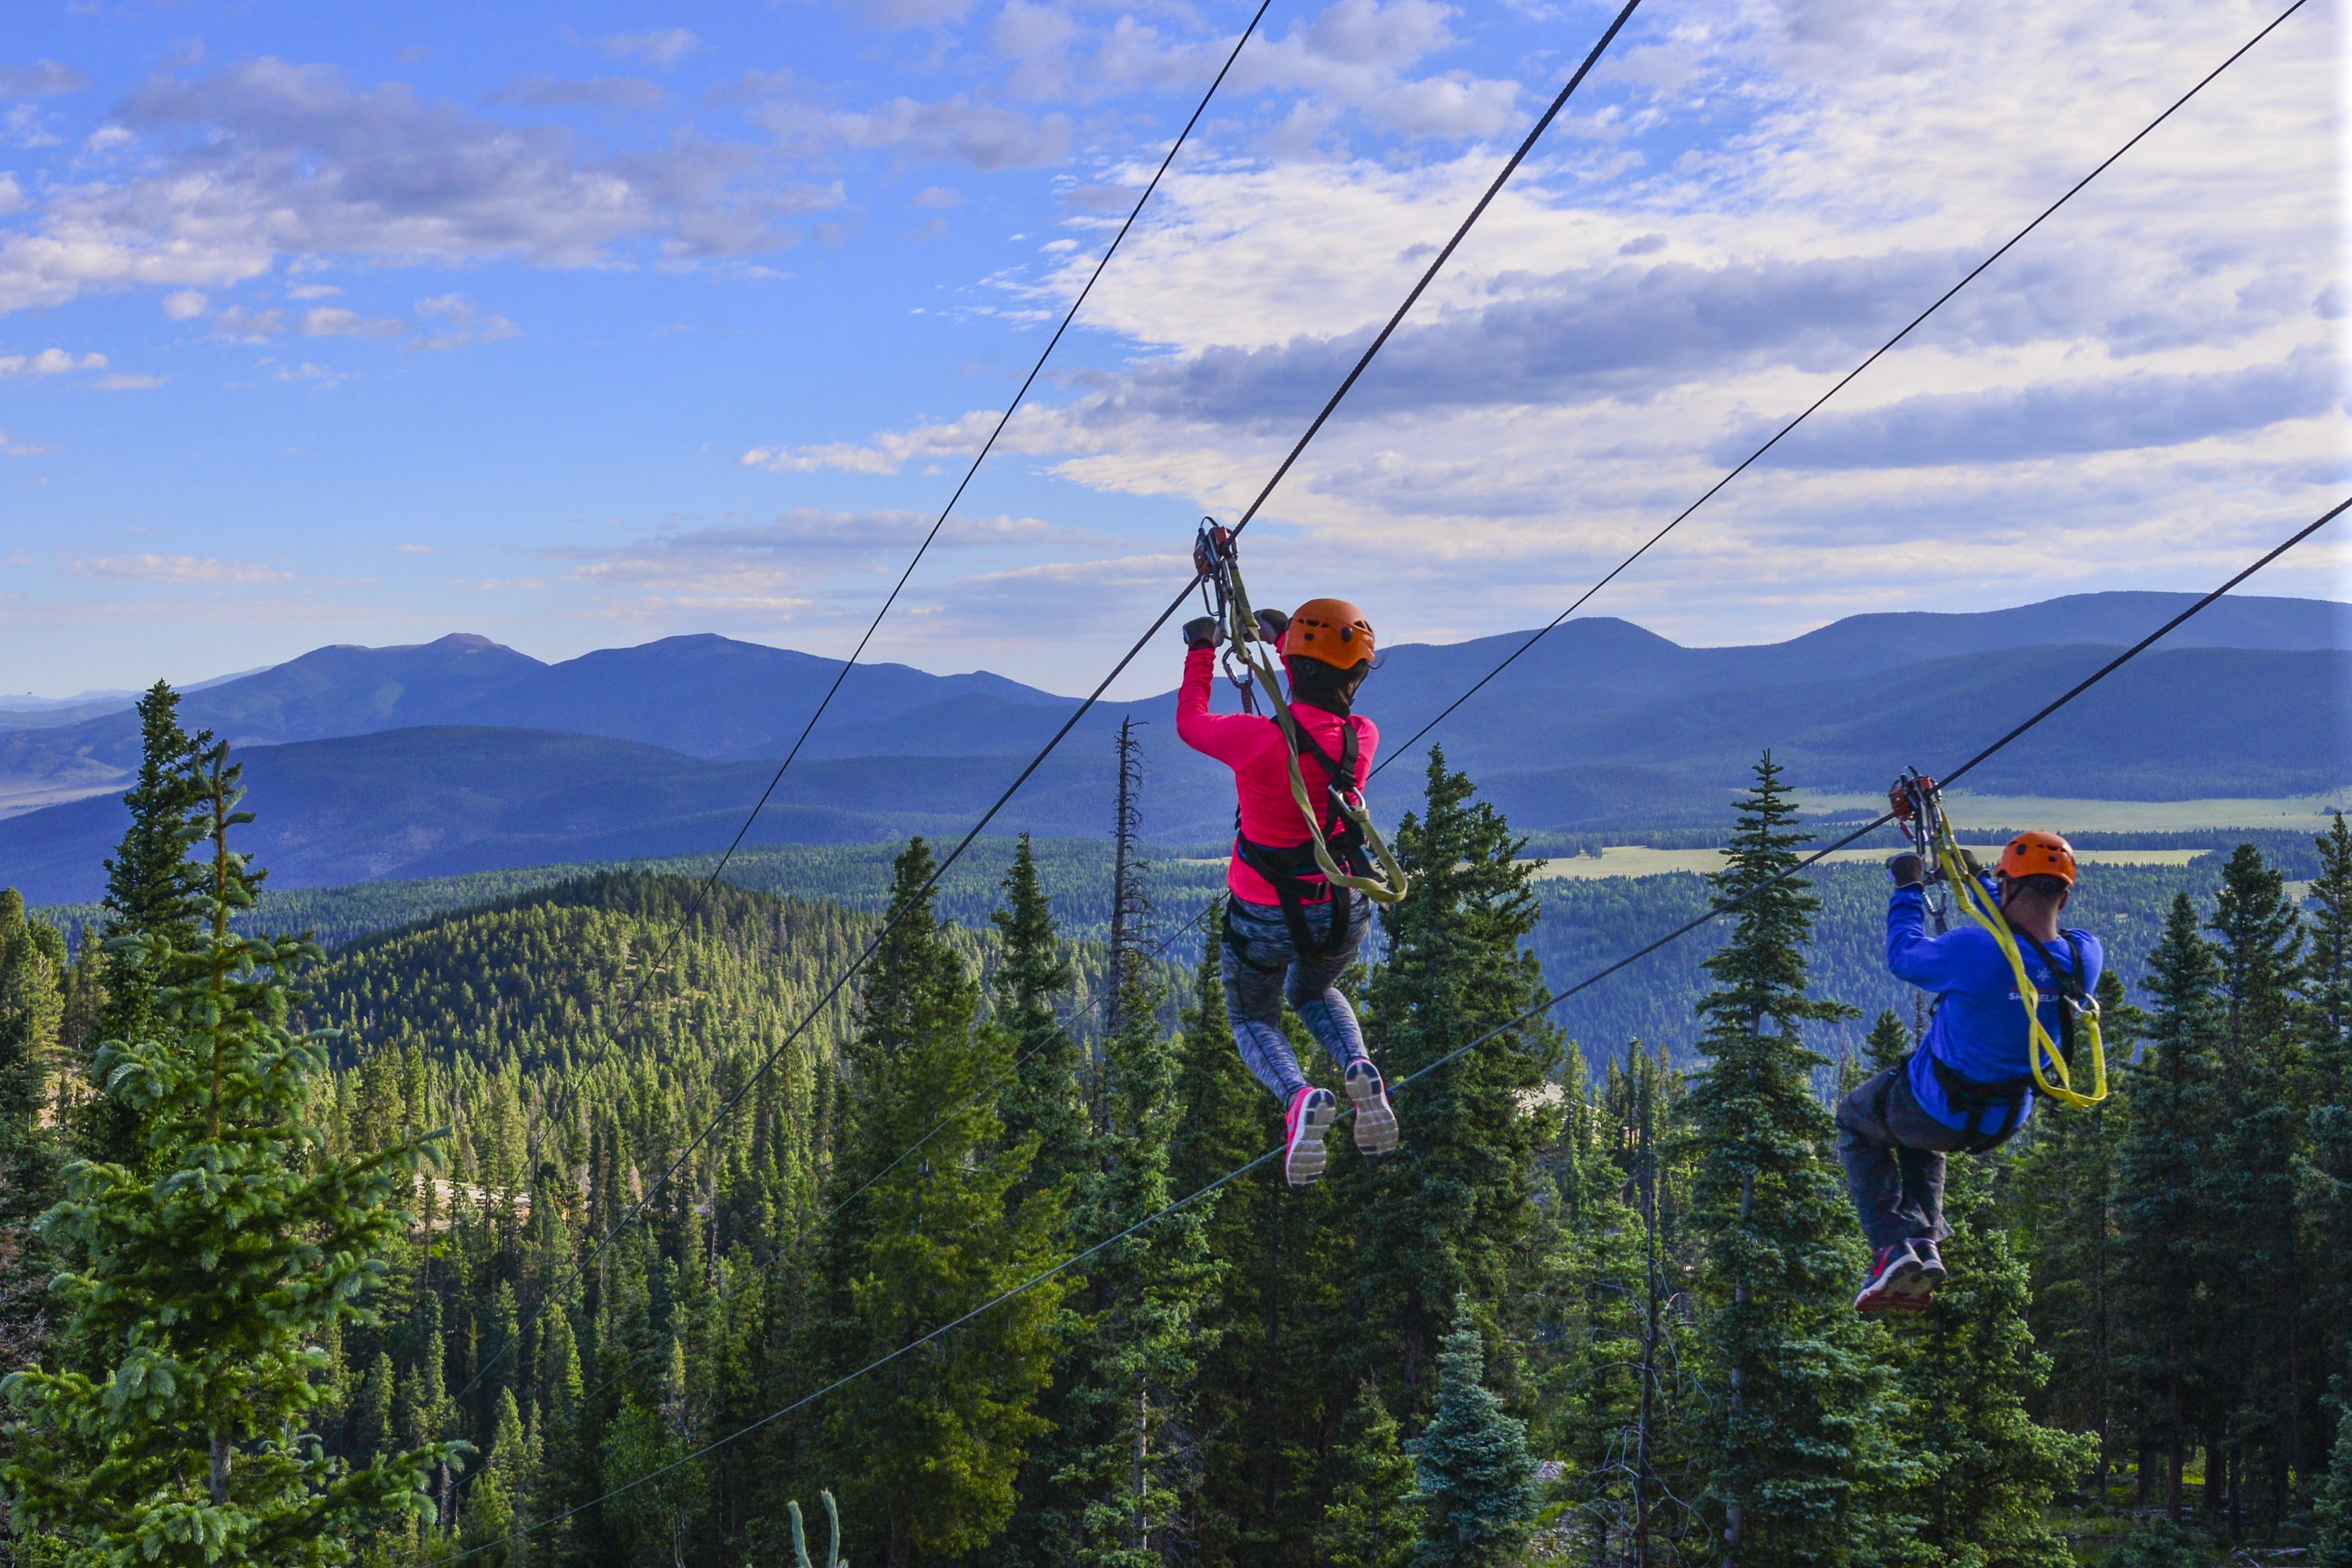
xmin=612 ymin=0 xmax=1275 ymax=1019
xmin=441 ymin=495 xmax=2346 ymax=1562
xmin=448 ymin=0 xmax=1648 ymax=1408
xmin=1366 ymin=0 xmax=2315 ymax=779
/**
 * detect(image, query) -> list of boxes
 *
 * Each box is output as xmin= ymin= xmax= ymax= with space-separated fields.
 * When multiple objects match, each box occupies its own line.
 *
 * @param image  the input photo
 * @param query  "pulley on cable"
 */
xmin=1888 ymin=769 xmax=2107 ymax=1110
xmin=1192 ymin=519 xmax=1410 ymax=908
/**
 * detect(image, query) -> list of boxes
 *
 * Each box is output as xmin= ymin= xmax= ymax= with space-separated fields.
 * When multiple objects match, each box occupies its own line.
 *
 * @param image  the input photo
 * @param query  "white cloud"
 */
xmin=0 ymin=430 xmax=48 ymax=455
xmin=487 ymin=75 xmax=666 ymax=110
xmin=301 ymin=306 xmax=405 ymax=338
xmin=763 ymin=92 xmax=1073 ymax=170
xmin=0 ymin=348 xmax=105 ymax=376
xmin=0 ymin=57 xmax=799 ymax=316
xmin=588 ymin=29 xmax=700 ymax=67
xmin=0 ymin=62 xmax=90 ymax=97
xmin=161 ymin=289 xmax=208 ymax=319
xmin=68 ymin=553 xmax=295 ymax=584
xmin=93 ymin=372 xmax=166 ymax=390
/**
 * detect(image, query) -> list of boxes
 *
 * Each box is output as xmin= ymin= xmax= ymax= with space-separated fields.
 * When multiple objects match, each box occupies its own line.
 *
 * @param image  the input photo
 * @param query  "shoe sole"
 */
xmin=1346 ymin=1069 xmax=1398 ymax=1158
xmin=1854 ymin=1257 xmax=1928 ymax=1313
xmin=1286 ymin=1091 xmax=1337 ymax=1188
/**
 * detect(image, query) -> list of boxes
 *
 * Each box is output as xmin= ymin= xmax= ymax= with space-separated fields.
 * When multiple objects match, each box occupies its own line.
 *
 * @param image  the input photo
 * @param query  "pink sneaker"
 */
xmin=1283 ymin=1086 xmax=1339 ymax=1189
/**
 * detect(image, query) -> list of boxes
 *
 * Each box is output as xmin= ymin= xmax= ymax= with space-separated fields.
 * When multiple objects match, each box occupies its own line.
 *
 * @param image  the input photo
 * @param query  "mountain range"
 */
xmin=2 ymin=590 xmax=2344 ymax=904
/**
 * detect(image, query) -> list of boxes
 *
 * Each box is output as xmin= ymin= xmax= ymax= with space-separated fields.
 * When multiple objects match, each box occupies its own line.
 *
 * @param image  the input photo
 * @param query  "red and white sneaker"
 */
xmin=1283 ymin=1086 xmax=1339 ymax=1189
xmin=1854 ymin=1241 xmax=1931 ymax=1313
xmin=1344 ymin=1060 xmax=1398 ymax=1158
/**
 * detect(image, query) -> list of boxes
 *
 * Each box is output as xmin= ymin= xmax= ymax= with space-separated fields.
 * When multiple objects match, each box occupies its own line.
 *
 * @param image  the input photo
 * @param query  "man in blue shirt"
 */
xmin=1836 ymin=830 xmax=2102 ymax=1312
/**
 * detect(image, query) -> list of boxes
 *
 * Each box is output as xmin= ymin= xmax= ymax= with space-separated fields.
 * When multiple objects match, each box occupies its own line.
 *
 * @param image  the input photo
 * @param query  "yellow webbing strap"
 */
xmin=1218 ymin=561 xmax=1409 ymax=906
xmin=1927 ymin=812 xmax=2106 ymax=1110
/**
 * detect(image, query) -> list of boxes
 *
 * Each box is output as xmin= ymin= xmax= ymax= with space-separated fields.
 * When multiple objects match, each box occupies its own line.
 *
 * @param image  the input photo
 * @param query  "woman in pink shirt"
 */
xmin=1177 ymin=598 xmax=1399 ymax=1189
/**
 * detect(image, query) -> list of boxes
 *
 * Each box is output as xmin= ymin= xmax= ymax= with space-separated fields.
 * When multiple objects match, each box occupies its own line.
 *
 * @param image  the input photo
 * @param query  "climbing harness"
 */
xmin=1194 ymin=520 xmax=1410 ymax=935
xmin=1889 ymin=770 xmax=2108 ymax=1112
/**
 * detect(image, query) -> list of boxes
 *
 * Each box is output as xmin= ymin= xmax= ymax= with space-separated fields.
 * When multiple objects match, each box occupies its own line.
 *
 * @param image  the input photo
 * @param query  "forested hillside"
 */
xmin=5 ymin=686 xmax=2351 ymax=1567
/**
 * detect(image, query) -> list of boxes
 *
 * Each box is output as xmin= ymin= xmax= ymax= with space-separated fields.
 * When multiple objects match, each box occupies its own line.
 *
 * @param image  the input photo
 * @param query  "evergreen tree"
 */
xmin=1864 ymin=1009 xmax=1912 ymax=1074
xmin=352 ymin=1353 xmax=395 ymax=1469
xmin=460 ymin=1388 xmax=529 ymax=1568
xmin=84 ymin=682 xmax=210 ymax=1168
xmin=1877 ymin=1154 xmax=2094 ymax=1567
xmin=0 ymin=890 xmax=65 ymax=1365
xmin=2113 ymin=891 xmax=2224 ymax=1520
xmin=1351 ymin=748 xmax=1562 ymax=1410
xmin=819 ymin=838 xmax=1064 ymax=1568
xmin=1 ymin=741 xmax=453 ymax=1567
xmin=2009 ymin=967 xmax=2142 ymax=1479
xmin=2315 ymin=1404 xmax=2352 ymax=1568
xmin=1682 ymin=752 xmax=1880 ymax=1566
xmin=991 ymin=835 xmax=1088 ymax=1204
xmin=2198 ymin=843 xmax=2307 ymax=1522
xmin=2304 ymin=817 xmax=2352 ymax=1453
xmin=1406 ymin=1294 xmax=1535 ymax=1567
xmin=1324 ymin=1379 xmax=1416 ymax=1568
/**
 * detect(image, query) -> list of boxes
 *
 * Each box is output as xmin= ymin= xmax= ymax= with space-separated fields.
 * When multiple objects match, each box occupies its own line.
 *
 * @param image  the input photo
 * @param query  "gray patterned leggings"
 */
xmin=1220 ymin=893 xmax=1373 ymax=1101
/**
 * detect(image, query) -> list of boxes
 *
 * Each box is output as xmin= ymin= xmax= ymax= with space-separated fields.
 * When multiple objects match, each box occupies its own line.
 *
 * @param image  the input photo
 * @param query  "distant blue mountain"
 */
xmin=0 ymin=591 xmax=2343 ymax=904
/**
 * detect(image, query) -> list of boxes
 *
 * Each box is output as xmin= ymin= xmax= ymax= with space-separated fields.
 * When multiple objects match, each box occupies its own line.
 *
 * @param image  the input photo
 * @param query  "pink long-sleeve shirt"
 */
xmin=1175 ymin=645 xmax=1379 ymax=904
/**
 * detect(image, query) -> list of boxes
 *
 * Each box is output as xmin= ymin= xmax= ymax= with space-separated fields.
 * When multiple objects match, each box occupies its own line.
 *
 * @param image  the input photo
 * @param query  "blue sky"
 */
xmin=1 ymin=0 xmax=2344 ymax=700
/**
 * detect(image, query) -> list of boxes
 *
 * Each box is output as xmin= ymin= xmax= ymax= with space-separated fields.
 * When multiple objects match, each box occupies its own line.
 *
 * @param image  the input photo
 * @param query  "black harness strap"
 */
xmin=1918 ymin=930 xmax=2090 ymax=1153
xmin=1231 ymin=715 xmax=1371 ymax=961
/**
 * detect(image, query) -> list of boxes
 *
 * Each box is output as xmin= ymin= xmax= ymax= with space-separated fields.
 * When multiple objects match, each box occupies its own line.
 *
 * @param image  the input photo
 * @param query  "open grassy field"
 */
xmin=1522 ymin=844 xmax=2209 ymax=881
xmin=1790 ymin=788 xmax=2350 ymax=832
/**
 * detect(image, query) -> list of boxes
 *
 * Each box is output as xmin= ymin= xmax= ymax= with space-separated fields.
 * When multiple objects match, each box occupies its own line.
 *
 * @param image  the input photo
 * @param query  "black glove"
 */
xmin=1182 ymin=616 xmax=1223 ymax=651
xmin=1957 ymin=847 xmax=1986 ymax=879
xmin=1886 ymin=853 xmax=1926 ymax=890
xmin=1252 ymin=607 xmax=1290 ymax=645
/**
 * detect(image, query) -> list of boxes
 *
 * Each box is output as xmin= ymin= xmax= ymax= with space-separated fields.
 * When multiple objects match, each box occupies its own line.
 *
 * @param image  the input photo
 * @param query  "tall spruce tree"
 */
xmin=2113 ymin=891 xmax=2224 ymax=1520
xmin=1876 ymin=1153 xmax=2094 ymax=1568
xmin=2198 ymin=843 xmax=2307 ymax=1522
xmin=84 ymin=682 xmax=210 ymax=1169
xmin=2010 ymin=967 xmax=2142 ymax=1479
xmin=1406 ymin=1294 xmax=1535 ymax=1567
xmin=818 ymin=838 xmax=1063 ymax=1568
xmin=1166 ymin=919 xmax=1343 ymax=1567
xmin=1350 ymin=748 xmax=1561 ymax=1410
xmin=991 ymin=835 xmax=1088 ymax=1204
xmin=0 ymin=891 xmax=65 ymax=1367
xmin=1 ymin=740 xmax=452 ymax=1567
xmin=2307 ymin=816 xmax=2352 ymax=1451
xmin=1325 ymin=1379 xmax=1416 ymax=1568
xmin=1682 ymin=752 xmax=1881 ymax=1567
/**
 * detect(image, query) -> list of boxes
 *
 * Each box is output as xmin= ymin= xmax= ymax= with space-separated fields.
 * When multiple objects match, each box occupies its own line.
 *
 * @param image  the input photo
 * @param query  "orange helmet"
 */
xmin=1281 ymin=598 xmax=1374 ymax=670
xmin=1998 ymin=831 xmax=2077 ymax=887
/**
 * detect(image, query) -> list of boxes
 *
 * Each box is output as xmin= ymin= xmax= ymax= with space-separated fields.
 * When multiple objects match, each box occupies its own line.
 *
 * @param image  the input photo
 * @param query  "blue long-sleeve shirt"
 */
xmin=1887 ymin=883 xmax=2103 ymax=1135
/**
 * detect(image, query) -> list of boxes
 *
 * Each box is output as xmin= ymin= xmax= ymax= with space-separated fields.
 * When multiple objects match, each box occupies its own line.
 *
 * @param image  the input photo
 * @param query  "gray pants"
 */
xmin=1220 ymin=894 xmax=1373 ymax=1101
xmin=1835 ymin=1064 xmax=1983 ymax=1252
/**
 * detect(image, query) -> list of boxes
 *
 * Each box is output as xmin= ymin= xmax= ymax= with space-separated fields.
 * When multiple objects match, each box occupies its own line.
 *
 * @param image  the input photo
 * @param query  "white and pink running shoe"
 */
xmin=1283 ymin=1086 xmax=1339 ymax=1189
xmin=1345 ymin=1060 xmax=1398 ymax=1158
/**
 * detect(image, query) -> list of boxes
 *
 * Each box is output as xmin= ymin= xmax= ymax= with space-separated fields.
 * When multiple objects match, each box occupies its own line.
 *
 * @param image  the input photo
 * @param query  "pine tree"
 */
xmin=991 ymin=835 xmax=1088 ymax=1204
xmin=83 ymin=682 xmax=209 ymax=1168
xmin=0 ymin=890 xmax=65 ymax=1365
xmin=1879 ymin=1154 xmax=2094 ymax=1567
xmin=1351 ymin=748 xmax=1562 ymax=1410
xmin=2198 ymin=843 xmax=2307 ymax=1522
xmin=1864 ymin=1009 xmax=1912 ymax=1074
xmin=1682 ymin=752 xmax=1880 ymax=1567
xmin=819 ymin=838 xmax=1064 ymax=1568
xmin=1 ymin=740 xmax=454 ymax=1567
xmin=2315 ymin=1405 xmax=2352 ymax=1568
xmin=1325 ymin=1379 xmax=1416 ymax=1568
xmin=1407 ymin=1294 xmax=1535 ymax=1567
xmin=2009 ymin=967 xmax=2142 ymax=1480
xmin=461 ymin=1388 xmax=530 ymax=1567
xmin=2303 ymin=816 xmax=2352 ymax=1466
xmin=2113 ymin=891 xmax=2224 ymax=1521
